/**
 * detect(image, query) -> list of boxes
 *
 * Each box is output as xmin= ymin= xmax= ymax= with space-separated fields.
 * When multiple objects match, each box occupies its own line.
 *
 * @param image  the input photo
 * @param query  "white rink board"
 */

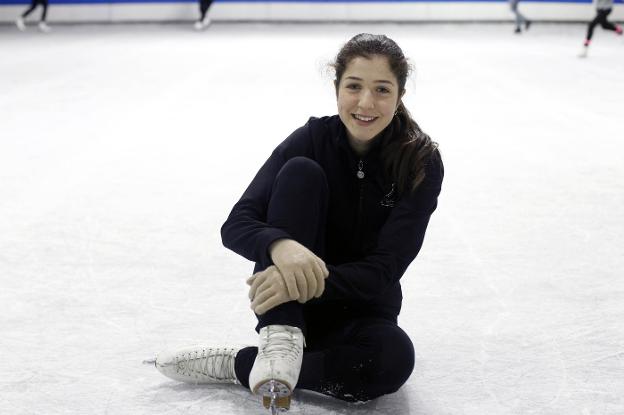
xmin=1 ymin=2 xmax=623 ymax=23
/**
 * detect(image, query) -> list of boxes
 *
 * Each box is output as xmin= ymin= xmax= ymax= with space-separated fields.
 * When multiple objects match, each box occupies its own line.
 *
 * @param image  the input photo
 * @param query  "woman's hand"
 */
xmin=247 ymin=265 xmax=297 ymax=315
xmin=269 ymin=239 xmax=329 ymax=302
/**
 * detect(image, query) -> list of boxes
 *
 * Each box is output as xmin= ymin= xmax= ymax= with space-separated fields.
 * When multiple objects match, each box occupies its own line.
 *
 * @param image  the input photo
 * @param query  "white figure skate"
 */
xmin=578 ymin=44 xmax=589 ymax=58
xmin=16 ymin=18 xmax=26 ymax=31
xmin=194 ymin=16 xmax=211 ymax=31
xmin=248 ymin=325 xmax=304 ymax=413
xmin=38 ymin=22 xmax=51 ymax=33
xmin=146 ymin=346 xmax=239 ymax=384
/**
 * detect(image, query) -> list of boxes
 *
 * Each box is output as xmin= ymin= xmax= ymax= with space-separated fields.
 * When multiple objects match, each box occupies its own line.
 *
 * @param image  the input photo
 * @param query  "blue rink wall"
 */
xmin=1 ymin=0 xmax=623 ymax=23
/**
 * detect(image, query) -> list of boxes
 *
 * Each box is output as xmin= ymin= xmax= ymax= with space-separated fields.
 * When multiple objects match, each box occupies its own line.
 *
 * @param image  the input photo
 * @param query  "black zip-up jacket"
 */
xmin=221 ymin=115 xmax=443 ymax=320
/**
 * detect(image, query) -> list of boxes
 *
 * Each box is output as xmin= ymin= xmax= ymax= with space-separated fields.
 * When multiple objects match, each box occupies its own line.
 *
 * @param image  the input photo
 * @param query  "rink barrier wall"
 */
xmin=1 ymin=0 xmax=623 ymax=23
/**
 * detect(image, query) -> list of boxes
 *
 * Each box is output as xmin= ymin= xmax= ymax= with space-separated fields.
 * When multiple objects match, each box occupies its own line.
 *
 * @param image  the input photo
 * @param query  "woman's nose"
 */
xmin=358 ymin=89 xmax=374 ymax=109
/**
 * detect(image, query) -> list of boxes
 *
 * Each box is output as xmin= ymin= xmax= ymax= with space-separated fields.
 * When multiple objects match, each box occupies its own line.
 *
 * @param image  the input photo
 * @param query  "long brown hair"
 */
xmin=331 ymin=33 xmax=438 ymax=194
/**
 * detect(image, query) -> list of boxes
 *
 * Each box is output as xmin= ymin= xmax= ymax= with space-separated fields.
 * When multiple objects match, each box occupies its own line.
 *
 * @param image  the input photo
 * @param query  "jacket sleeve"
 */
xmin=220 ymin=123 xmax=312 ymax=265
xmin=321 ymin=150 xmax=444 ymax=302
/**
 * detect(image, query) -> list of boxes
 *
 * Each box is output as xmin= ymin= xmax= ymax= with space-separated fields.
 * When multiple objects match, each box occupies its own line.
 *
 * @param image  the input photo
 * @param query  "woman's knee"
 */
xmin=364 ymin=326 xmax=415 ymax=397
xmin=279 ymin=157 xmax=324 ymax=178
xmin=275 ymin=157 xmax=328 ymax=194
xmin=338 ymin=323 xmax=415 ymax=401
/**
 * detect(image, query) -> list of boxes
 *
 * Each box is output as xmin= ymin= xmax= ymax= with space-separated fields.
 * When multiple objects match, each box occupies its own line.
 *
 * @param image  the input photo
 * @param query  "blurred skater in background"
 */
xmin=579 ymin=0 xmax=623 ymax=57
xmin=509 ymin=0 xmax=531 ymax=33
xmin=195 ymin=0 xmax=213 ymax=30
xmin=15 ymin=0 xmax=51 ymax=32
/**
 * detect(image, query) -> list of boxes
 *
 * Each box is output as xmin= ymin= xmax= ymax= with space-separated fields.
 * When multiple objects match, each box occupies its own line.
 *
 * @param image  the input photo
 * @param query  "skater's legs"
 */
xmin=39 ymin=0 xmax=48 ymax=22
xmin=302 ymin=317 xmax=415 ymax=401
xmin=586 ymin=10 xmax=617 ymax=42
xmin=585 ymin=10 xmax=602 ymax=44
xmin=598 ymin=9 xmax=617 ymax=31
xmin=509 ymin=0 xmax=526 ymax=29
xmin=199 ymin=0 xmax=212 ymax=20
xmin=245 ymin=159 xmax=328 ymax=404
xmin=236 ymin=317 xmax=415 ymax=402
xmin=21 ymin=0 xmax=38 ymax=18
xmin=253 ymin=156 xmax=329 ymax=331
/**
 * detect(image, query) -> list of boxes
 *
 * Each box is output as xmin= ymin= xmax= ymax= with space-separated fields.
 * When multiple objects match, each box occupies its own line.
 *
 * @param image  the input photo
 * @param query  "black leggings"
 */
xmin=199 ymin=0 xmax=213 ymax=20
xmin=586 ymin=9 xmax=617 ymax=41
xmin=233 ymin=157 xmax=415 ymax=402
xmin=22 ymin=0 xmax=48 ymax=21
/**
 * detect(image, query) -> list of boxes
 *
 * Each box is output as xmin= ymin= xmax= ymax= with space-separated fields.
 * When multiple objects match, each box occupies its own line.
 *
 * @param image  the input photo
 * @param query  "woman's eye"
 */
xmin=346 ymin=84 xmax=361 ymax=90
xmin=377 ymin=87 xmax=390 ymax=94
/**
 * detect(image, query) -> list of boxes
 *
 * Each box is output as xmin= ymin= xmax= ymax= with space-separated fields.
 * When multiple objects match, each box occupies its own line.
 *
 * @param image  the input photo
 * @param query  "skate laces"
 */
xmin=179 ymin=347 xmax=237 ymax=381
xmin=259 ymin=327 xmax=302 ymax=363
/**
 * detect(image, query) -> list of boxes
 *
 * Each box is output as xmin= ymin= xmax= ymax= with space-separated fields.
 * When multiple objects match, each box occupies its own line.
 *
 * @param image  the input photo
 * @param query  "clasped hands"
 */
xmin=247 ymin=239 xmax=329 ymax=315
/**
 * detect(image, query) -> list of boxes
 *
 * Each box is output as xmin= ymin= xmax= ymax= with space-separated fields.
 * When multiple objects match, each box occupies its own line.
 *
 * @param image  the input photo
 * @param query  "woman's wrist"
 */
xmin=268 ymin=238 xmax=288 ymax=259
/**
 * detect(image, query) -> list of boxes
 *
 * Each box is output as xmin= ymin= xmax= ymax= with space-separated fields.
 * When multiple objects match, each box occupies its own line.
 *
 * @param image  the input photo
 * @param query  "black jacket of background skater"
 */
xmin=221 ymin=115 xmax=443 ymax=322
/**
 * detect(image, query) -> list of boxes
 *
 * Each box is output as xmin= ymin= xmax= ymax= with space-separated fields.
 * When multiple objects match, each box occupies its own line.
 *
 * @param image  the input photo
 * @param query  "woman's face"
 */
xmin=336 ymin=55 xmax=402 ymax=154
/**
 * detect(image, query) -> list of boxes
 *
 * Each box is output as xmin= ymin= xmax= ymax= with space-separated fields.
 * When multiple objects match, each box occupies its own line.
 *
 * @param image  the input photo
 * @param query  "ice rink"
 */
xmin=1 ymin=21 xmax=623 ymax=414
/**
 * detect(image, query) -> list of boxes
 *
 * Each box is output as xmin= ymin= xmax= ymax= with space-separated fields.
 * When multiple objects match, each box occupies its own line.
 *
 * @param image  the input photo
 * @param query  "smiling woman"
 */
xmin=332 ymin=33 xmax=437 ymax=193
xmin=149 ymin=33 xmax=444 ymax=413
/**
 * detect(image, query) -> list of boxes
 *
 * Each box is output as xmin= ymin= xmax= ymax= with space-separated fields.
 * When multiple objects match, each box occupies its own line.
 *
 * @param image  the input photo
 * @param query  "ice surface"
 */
xmin=1 ymin=22 xmax=623 ymax=415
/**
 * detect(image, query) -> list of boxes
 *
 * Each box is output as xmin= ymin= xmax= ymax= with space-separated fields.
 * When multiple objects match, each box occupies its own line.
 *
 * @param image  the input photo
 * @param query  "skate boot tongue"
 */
xmin=262 ymin=330 xmax=300 ymax=360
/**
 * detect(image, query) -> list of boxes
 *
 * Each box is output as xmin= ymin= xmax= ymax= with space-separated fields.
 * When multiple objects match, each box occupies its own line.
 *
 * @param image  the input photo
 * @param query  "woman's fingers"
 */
xmin=319 ymin=258 xmax=329 ymax=278
xmin=249 ymin=268 xmax=295 ymax=314
xmin=251 ymin=289 xmax=275 ymax=315
xmin=282 ymin=271 xmax=300 ymax=300
xmin=270 ymin=250 xmax=329 ymax=302
xmin=255 ymin=293 xmax=286 ymax=315
xmin=316 ymin=274 xmax=325 ymax=298
xmin=303 ymin=267 xmax=317 ymax=302
xmin=248 ymin=272 xmax=267 ymax=300
xmin=311 ymin=261 xmax=325 ymax=297
xmin=294 ymin=270 xmax=308 ymax=302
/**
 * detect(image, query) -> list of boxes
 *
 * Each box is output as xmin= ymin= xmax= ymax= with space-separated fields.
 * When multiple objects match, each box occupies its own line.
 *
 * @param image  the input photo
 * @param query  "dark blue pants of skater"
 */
xmin=233 ymin=157 xmax=415 ymax=402
xmin=22 ymin=0 xmax=48 ymax=21
xmin=199 ymin=0 xmax=213 ymax=20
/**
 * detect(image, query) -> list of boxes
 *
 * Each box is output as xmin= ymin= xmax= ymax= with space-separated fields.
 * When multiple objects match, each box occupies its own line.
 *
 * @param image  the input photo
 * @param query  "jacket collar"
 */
xmin=332 ymin=115 xmax=389 ymax=163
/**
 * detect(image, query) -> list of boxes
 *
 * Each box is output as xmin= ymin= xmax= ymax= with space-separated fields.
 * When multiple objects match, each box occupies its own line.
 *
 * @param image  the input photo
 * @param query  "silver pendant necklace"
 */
xmin=357 ymin=160 xmax=365 ymax=179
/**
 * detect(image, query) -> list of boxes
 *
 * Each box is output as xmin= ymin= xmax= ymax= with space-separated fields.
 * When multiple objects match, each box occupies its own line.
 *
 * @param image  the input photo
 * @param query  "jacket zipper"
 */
xmin=356 ymin=159 xmax=365 ymax=244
